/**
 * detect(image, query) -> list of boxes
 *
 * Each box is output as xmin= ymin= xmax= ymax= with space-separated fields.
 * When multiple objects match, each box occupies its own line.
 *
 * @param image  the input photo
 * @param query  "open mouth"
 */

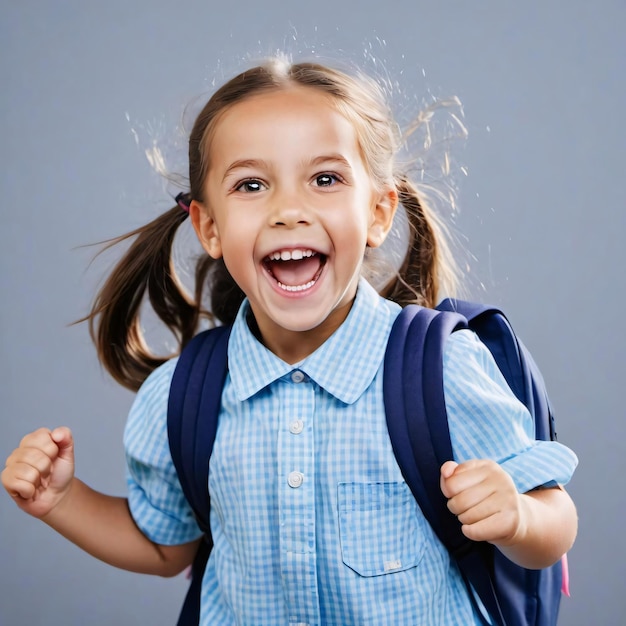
xmin=263 ymin=248 xmax=327 ymax=292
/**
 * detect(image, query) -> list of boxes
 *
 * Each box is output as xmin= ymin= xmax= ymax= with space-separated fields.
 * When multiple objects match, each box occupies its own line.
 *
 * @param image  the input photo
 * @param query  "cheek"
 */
xmin=218 ymin=220 xmax=258 ymax=260
xmin=336 ymin=197 xmax=376 ymax=237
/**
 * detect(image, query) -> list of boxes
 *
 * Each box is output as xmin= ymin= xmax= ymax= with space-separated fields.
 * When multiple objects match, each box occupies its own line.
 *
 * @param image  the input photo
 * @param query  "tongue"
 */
xmin=269 ymin=256 xmax=322 ymax=286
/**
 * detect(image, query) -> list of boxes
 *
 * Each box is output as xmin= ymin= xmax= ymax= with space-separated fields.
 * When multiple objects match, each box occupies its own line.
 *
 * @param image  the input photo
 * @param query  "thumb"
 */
xmin=50 ymin=427 xmax=74 ymax=462
xmin=440 ymin=460 xmax=459 ymax=498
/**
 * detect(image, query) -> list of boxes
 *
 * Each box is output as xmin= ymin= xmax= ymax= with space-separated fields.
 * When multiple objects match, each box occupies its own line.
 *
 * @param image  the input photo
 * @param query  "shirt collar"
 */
xmin=228 ymin=279 xmax=400 ymax=404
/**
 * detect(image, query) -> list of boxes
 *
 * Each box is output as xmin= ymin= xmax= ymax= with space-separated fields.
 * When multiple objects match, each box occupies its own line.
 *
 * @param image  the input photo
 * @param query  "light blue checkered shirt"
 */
xmin=125 ymin=279 xmax=577 ymax=625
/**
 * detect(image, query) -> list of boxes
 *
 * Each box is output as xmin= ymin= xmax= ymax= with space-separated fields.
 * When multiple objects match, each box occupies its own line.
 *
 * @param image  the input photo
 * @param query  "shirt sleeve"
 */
xmin=443 ymin=329 xmax=578 ymax=493
xmin=123 ymin=357 xmax=203 ymax=545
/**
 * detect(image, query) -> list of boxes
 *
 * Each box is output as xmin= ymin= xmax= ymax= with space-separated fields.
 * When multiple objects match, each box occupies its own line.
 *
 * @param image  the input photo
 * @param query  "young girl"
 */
xmin=2 ymin=58 xmax=577 ymax=625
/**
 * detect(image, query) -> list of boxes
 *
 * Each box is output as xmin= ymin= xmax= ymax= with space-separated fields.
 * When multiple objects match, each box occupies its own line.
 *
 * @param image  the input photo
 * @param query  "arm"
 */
xmin=2 ymin=427 xmax=200 ymax=577
xmin=440 ymin=459 xmax=578 ymax=569
xmin=441 ymin=331 xmax=578 ymax=568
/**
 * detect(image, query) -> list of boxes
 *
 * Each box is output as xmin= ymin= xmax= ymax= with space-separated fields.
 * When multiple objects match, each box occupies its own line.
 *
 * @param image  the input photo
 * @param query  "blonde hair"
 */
xmin=85 ymin=58 xmax=459 ymax=390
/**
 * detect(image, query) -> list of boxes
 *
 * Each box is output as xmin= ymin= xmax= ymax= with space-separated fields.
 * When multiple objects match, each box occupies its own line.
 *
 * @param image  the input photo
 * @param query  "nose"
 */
xmin=268 ymin=188 xmax=311 ymax=228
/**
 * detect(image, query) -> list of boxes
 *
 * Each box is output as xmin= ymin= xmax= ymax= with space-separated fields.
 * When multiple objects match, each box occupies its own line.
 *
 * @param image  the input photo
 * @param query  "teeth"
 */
xmin=269 ymin=249 xmax=315 ymax=261
xmin=277 ymin=279 xmax=317 ymax=292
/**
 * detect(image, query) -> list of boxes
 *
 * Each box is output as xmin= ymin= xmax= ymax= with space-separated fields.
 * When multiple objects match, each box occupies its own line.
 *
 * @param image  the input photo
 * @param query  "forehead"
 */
xmin=207 ymin=87 xmax=363 ymax=166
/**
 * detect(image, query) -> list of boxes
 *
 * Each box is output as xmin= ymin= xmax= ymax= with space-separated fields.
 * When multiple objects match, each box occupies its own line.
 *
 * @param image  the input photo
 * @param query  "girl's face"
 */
xmin=191 ymin=87 xmax=396 ymax=362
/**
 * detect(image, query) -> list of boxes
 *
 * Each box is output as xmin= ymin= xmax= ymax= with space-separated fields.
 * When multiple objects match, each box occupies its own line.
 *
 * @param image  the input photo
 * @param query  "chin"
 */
xmin=274 ymin=315 xmax=326 ymax=334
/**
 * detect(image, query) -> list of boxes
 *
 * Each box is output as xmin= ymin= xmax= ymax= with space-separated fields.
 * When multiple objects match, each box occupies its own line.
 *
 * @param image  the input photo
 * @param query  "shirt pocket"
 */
xmin=337 ymin=481 xmax=427 ymax=577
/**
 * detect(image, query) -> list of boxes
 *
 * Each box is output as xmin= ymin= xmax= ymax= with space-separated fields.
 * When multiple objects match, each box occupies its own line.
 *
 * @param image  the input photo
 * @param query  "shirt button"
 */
xmin=291 ymin=370 xmax=305 ymax=383
xmin=289 ymin=419 xmax=304 ymax=434
xmin=288 ymin=471 xmax=304 ymax=488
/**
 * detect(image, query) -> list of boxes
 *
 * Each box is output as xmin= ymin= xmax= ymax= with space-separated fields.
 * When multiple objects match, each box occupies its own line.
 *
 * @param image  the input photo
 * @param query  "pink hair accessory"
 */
xmin=561 ymin=553 xmax=570 ymax=597
xmin=175 ymin=192 xmax=191 ymax=212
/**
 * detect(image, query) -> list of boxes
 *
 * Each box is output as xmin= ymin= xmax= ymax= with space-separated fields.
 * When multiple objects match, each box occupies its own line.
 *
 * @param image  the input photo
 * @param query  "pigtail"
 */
xmin=382 ymin=175 xmax=457 ymax=309
xmin=83 ymin=206 xmax=213 ymax=392
xmin=209 ymin=259 xmax=246 ymax=326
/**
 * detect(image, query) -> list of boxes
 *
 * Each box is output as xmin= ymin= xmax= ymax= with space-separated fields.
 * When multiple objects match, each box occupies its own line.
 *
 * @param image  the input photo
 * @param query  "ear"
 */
xmin=367 ymin=186 xmax=398 ymax=248
xmin=189 ymin=200 xmax=223 ymax=259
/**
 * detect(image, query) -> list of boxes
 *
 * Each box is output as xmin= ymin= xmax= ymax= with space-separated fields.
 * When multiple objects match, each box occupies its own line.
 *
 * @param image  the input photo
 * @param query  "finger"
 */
xmin=440 ymin=461 xmax=458 ymax=498
xmin=5 ymin=480 xmax=37 ymax=501
xmin=460 ymin=514 xmax=500 ymax=543
xmin=446 ymin=480 xmax=499 ymax=517
xmin=441 ymin=462 xmax=486 ymax=500
xmin=19 ymin=428 xmax=59 ymax=458
xmin=449 ymin=459 xmax=494 ymax=479
xmin=1 ymin=461 xmax=47 ymax=499
xmin=440 ymin=460 xmax=458 ymax=479
xmin=453 ymin=491 xmax=500 ymax=525
xmin=460 ymin=509 xmax=520 ymax=544
xmin=444 ymin=459 xmax=500 ymax=496
xmin=5 ymin=476 xmax=38 ymax=500
xmin=8 ymin=447 xmax=55 ymax=478
xmin=50 ymin=427 xmax=74 ymax=462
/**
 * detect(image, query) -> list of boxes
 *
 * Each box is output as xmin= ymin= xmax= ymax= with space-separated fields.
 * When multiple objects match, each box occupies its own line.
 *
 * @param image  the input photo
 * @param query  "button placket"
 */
xmin=278 ymin=370 xmax=319 ymax=624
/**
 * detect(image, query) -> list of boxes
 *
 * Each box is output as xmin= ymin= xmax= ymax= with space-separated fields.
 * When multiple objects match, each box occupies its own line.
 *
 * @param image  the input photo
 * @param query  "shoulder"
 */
xmin=123 ymin=358 xmax=179 ymax=461
xmin=443 ymin=328 xmax=513 ymax=396
xmin=444 ymin=327 xmax=494 ymax=368
xmin=123 ymin=357 xmax=204 ymax=544
xmin=442 ymin=328 xmax=533 ymax=454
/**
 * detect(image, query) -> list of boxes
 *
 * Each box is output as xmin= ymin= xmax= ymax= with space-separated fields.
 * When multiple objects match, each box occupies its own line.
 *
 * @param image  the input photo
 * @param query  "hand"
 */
xmin=2 ymin=427 xmax=75 ymax=519
xmin=440 ymin=459 xmax=526 ymax=547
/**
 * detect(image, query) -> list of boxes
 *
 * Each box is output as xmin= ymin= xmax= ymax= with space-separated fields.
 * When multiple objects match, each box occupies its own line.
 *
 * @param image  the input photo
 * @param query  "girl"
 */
xmin=2 ymin=59 xmax=577 ymax=625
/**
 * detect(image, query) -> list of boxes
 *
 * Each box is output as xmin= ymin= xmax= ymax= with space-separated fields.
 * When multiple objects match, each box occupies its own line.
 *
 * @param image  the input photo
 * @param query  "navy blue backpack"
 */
xmin=167 ymin=300 xmax=564 ymax=626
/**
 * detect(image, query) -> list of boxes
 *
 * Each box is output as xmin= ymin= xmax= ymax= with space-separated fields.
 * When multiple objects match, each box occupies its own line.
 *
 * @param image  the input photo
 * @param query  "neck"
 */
xmin=248 ymin=300 xmax=354 ymax=364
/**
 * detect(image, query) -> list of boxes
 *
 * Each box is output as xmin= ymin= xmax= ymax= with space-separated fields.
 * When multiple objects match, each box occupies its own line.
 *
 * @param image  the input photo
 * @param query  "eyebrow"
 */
xmin=222 ymin=154 xmax=354 ymax=182
xmin=222 ymin=159 xmax=271 ymax=182
xmin=309 ymin=154 xmax=353 ymax=169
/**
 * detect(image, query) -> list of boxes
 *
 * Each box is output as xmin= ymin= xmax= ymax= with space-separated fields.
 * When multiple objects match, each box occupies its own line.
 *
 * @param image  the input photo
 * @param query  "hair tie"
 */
xmin=175 ymin=192 xmax=191 ymax=212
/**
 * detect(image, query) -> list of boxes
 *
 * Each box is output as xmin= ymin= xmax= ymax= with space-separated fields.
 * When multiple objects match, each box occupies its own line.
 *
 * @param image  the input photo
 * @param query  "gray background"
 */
xmin=1 ymin=2 xmax=624 ymax=624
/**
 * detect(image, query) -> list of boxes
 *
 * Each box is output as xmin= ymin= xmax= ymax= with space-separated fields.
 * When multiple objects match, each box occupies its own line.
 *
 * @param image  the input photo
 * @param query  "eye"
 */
xmin=313 ymin=173 xmax=341 ymax=188
xmin=235 ymin=179 xmax=266 ymax=193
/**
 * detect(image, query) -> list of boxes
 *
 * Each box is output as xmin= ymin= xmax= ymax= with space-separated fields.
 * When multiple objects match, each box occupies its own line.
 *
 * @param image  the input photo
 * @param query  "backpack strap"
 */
xmin=384 ymin=304 xmax=506 ymax=626
xmin=167 ymin=324 xmax=231 ymax=626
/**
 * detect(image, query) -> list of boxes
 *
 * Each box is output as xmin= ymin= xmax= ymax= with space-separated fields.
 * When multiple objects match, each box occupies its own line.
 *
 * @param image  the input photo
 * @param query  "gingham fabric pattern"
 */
xmin=124 ymin=279 xmax=578 ymax=625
